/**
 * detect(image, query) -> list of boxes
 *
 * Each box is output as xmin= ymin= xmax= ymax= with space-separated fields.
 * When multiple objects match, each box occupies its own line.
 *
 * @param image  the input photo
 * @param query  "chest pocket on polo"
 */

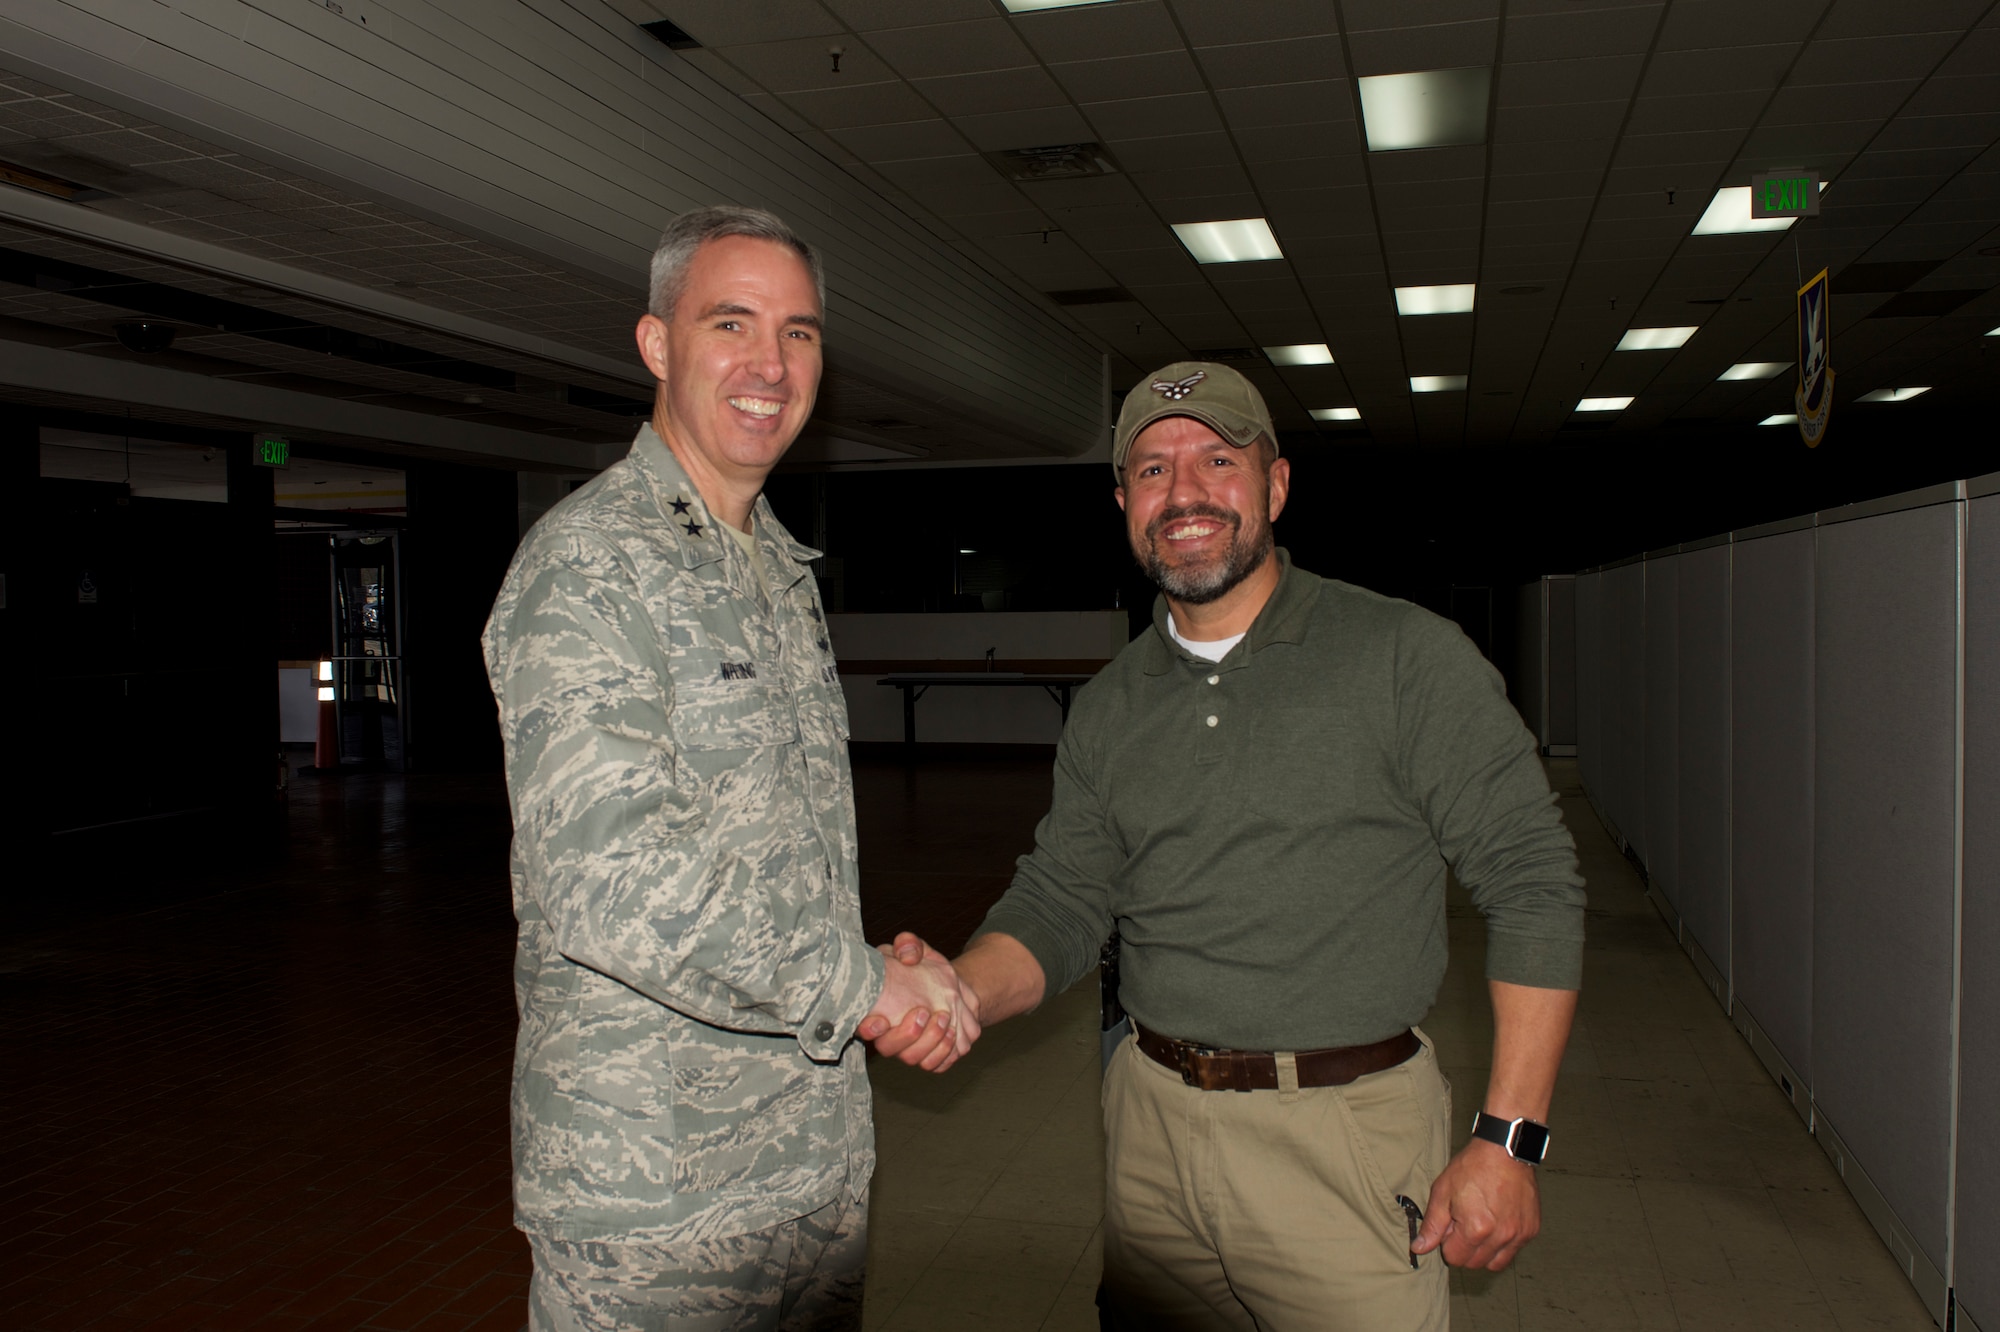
xmin=671 ymin=663 xmax=801 ymax=752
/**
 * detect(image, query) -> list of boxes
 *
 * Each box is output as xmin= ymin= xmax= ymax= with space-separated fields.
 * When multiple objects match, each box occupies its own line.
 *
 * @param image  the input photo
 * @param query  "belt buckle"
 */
xmin=1173 ymin=1040 xmax=1219 ymax=1088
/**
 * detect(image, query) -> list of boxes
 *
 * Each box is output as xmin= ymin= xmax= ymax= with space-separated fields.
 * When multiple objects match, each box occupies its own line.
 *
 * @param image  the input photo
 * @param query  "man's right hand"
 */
xmin=858 ymin=932 xmax=981 ymax=1072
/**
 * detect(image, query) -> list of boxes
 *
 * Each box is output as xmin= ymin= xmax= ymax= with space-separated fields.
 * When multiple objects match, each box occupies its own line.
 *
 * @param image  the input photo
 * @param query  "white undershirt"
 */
xmin=1167 ymin=613 xmax=1245 ymax=663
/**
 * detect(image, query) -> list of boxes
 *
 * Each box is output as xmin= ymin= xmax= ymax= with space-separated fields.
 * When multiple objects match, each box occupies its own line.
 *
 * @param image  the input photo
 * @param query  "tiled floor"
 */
xmin=0 ymin=754 xmax=1940 ymax=1330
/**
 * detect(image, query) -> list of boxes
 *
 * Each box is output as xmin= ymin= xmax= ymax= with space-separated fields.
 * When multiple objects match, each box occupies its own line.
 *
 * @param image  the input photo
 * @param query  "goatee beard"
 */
xmin=1137 ymin=503 xmax=1273 ymax=605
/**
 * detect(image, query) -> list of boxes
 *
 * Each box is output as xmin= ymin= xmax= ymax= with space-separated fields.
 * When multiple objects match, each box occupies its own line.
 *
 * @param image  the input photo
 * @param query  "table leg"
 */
xmin=902 ymin=685 xmax=917 ymax=754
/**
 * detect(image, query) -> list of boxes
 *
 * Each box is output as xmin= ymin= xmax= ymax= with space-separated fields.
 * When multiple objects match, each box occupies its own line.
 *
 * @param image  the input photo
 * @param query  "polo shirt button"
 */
xmin=1206 ymin=674 xmax=1219 ymax=685
xmin=1206 ymin=714 xmax=1219 ymax=727
xmin=814 ymin=1021 xmax=835 ymax=1041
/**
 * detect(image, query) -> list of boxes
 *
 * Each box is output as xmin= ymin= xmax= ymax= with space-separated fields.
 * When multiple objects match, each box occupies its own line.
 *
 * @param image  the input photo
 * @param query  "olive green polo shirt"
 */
xmin=974 ymin=551 xmax=1585 ymax=1052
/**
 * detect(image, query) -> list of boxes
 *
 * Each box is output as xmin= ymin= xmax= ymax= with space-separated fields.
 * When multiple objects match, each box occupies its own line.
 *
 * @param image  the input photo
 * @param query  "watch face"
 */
xmin=1513 ymin=1120 xmax=1551 ymax=1163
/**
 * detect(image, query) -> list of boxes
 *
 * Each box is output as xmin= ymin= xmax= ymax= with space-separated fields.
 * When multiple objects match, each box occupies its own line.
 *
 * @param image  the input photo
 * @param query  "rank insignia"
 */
xmin=1151 ymin=371 xmax=1206 ymax=400
xmin=681 ymin=520 xmax=705 ymax=538
xmin=670 ymin=496 xmax=691 ymax=515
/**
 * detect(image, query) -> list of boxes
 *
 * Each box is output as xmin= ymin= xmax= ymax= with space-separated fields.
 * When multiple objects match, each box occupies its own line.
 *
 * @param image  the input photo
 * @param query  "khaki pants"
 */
xmin=1100 ymin=1032 xmax=1451 ymax=1331
xmin=527 ymin=1192 xmax=866 ymax=1332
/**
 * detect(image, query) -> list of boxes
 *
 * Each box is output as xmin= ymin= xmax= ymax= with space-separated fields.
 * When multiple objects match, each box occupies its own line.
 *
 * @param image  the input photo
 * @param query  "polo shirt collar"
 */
xmin=1142 ymin=549 xmax=1320 ymax=675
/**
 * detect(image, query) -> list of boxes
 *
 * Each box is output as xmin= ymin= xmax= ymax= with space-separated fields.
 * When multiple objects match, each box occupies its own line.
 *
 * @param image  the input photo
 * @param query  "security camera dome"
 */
xmin=114 ymin=322 xmax=176 ymax=354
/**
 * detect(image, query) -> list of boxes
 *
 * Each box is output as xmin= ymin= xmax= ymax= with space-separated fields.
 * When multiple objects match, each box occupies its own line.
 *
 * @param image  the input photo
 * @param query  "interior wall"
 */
xmin=403 ymin=460 xmax=519 ymax=772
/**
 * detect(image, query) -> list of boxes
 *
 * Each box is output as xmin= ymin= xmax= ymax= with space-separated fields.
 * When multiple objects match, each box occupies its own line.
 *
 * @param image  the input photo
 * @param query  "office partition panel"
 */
xmin=1575 ymin=570 xmax=1604 ymax=810
xmin=1644 ymin=555 xmax=1681 ymax=906
xmin=1548 ymin=576 xmax=1577 ymax=751
xmin=1730 ymin=527 xmax=1815 ymax=1087
xmin=1512 ymin=581 xmax=1545 ymax=742
xmin=1677 ymin=543 xmax=1731 ymax=990
xmin=1957 ymin=487 xmax=2000 ymax=1329
xmin=1814 ymin=497 xmax=1962 ymax=1287
xmin=1605 ymin=561 xmax=1646 ymax=852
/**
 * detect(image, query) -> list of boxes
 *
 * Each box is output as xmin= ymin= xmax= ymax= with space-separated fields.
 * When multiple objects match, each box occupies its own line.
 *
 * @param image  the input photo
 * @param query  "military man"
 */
xmin=883 ymin=361 xmax=1586 ymax=1329
xmin=483 ymin=206 xmax=975 ymax=1331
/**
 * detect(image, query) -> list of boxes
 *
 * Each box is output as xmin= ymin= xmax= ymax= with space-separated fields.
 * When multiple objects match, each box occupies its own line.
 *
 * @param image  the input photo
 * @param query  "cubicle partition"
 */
xmin=1510 ymin=575 xmax=1578 ymax=756
xmin=1572 ymin=477 xmax=1992 ymax=1329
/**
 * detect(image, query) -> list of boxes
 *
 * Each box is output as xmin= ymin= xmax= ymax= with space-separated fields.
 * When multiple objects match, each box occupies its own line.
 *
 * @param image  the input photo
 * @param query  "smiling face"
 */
xmin=1116 ymin=415 xmax=1290 ymax=618
xmin=635 ymin=234 xmax=823 ymax=510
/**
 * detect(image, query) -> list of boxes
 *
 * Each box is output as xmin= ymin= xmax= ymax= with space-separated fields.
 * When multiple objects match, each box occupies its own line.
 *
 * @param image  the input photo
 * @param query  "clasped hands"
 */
xmin=854 ymin=931 xmax=979 ymax=1072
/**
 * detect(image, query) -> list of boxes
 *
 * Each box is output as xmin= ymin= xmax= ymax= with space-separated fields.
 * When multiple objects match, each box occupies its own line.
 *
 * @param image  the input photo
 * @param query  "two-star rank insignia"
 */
xmin=669 ymin=496 xmax=691 ymax=515
xmin=1151 ymin=371 xmax=1206 ymax=400
xmin=681 ymin=520 xmax=705 ymax=538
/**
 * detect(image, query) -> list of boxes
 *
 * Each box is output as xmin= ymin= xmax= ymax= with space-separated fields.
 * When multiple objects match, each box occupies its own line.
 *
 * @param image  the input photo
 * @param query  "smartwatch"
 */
xmin=1470 ymin=1111 xmax=1551 ymax=1165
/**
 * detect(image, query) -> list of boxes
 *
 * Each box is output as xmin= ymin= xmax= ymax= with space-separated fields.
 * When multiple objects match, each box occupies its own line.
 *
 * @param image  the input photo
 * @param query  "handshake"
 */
xmin=854 ymin=931 xmax=981 ymax=1073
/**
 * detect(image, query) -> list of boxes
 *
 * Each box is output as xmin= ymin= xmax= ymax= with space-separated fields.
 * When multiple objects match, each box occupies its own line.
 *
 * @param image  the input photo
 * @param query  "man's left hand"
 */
xmin=1410 ymin=1138 xmax=1540 ymax=1270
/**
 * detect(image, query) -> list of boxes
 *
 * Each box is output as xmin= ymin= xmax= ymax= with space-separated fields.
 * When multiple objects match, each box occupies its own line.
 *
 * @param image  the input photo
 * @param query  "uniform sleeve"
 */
xmin=1393 ymin=610 xmax=1587 ymax=989
xmin=970 ymin=700 xmax=1121 ymax=1004
xmin=486 ymin=530 xmax=883 ymax=1059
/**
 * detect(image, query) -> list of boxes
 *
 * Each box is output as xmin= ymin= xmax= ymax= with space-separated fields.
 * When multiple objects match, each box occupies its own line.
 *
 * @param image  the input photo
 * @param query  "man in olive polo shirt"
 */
xmin=890 ymin=361 xmax=1585 ymax=1328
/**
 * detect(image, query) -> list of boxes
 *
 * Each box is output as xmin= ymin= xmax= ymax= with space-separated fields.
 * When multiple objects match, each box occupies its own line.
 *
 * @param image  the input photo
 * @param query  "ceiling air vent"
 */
xmin=1046 ymin=287 xmax=1134 ymax=305
xmin=985 ymin=143 xmax=1118 ymax=182
xmin=641 ymin=19 xmax=700 ymax=49
xmin=0 ymin=159 xmax=101 ymax=202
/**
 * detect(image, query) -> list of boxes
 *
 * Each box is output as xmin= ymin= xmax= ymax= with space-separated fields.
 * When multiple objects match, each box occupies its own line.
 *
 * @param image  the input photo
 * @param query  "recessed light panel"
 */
xmin=1692 ymin=183 xmax=1825 ymax=236
xmin=1311 ymin=407 xmax=1362 ymax=421
xmin=1358 ymin=68 xmax=1492 ymax=152
xmin=1855 ymin=386 xmax=1930 ymax=402
xmin=1615 ymin=326 xmax=1698 ymax=351
xmin=1266 ymin=343 xmax=1334 ymax=366
xmin=1172 ymin=219 xmax=1283 ymax=264
xmin=1000 ymin=0 xmax=1115 ymax=10
xmin=1987 ymin=326 xmax=2000 ymax=336
xmin=1410 ymin=375 xmax=1467 ymax=393
xmin=1719 ymin=361 xmax=1789 ymax=381
xmin=1577 ymin=397 xmax=1633 ymax=412
xmin=1760 ymin=414 xmax=1799 ymax=425
xmin=1395 ymin=284 xmax=1476 ymax=316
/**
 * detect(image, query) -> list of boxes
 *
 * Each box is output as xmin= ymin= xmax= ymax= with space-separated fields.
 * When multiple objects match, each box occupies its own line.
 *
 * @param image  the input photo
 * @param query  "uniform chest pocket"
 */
xmin=1247 ymin=704 xmax=1359 ymax=818
xmin=671 ymin=673 xmax=801 ymax=751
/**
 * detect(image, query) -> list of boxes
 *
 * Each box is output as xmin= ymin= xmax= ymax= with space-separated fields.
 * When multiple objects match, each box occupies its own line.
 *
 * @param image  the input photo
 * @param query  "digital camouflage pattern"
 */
xmin=526 ymin=1193 xmax=866 ymax=1331
xmin=483 ymin=423 xmax=884 ymax=1245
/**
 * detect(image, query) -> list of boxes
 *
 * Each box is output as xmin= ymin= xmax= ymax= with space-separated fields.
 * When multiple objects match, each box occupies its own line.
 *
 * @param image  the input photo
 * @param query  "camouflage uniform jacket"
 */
xmin=482 ymin=423 xmax=885 ymax=1244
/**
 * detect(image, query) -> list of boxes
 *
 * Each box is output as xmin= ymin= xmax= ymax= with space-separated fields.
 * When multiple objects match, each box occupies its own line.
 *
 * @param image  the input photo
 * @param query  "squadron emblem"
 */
xmin=1151 ymin=371 xmax=1206 ymax=400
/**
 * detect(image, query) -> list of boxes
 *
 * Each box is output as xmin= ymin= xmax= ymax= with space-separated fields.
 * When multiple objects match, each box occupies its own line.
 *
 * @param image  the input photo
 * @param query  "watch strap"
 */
xmin=1470 ymin=1111 xmax=1550 ymax=1164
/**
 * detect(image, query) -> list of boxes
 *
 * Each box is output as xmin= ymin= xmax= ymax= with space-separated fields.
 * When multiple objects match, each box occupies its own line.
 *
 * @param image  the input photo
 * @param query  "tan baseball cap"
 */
xmin=1112 ymin=360 xmax=1277 ymax=476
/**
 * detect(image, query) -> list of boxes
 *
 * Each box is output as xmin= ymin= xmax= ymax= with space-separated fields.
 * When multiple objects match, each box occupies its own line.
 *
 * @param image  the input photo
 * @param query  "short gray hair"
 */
xmin=647 ymin=205 xmax=825 ymax=320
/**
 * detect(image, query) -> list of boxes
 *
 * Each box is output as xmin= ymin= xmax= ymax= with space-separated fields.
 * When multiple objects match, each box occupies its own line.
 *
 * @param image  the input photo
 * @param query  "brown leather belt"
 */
xmin=1134 ymin=1021 xmax=1420 ymax=1092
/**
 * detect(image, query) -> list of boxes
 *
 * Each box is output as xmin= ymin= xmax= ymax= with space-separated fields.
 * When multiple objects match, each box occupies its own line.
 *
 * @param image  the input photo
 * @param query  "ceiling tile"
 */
xmin=1111 ymin=132 xmax=1237 ymax=172
xmin=1494 ymin=101 xmax=1627 ymax=145
xmin=1654 ymin=0 xmax=1824 ymax=49
xmin=1082 ymin=91 xmax=1225 ymax=140
xmin=1131 ymin=166 xmax=1257 ymax=200
xmin=873 ymin=154 xmax=1006 ymax=192
xmin=1172 ymin=0 xmax=1341 ymax=46
xmin=1214 ymin=81 xmax=1352 ymax=129
xmin=1194 ymin=37 xmax=1345 ymax=89
xmin=1937 ymin=26 xmax=2000 ymax=76
xmin=829 ymin=117 xmax=964 ymax=161
xmin=1049 ymin=50 xmax=1206 ymax=102
xmin=1872 ymin=110 xmax=2000 ymax=151
xmin=1346 ymin=21 xmax=1499 ymax=76
xmin=1905 ymin=72 xmax=2000 ymax=116
xmin=1015 ymin=173 xmax=1146 ymax=211
xmin=950 ymin=105 xmax=1096 ymax=151
xmin=865 ymin=20 xmax=1036 ymax=78
xmin=1610 ymin=127 xmax=1742 ymax=167
xmin=1010 ymin=0 xmax=1183 ymax=62
xmin=1246 ymin=152 xmax=1368 ymax=188
xmin=912 ymin=66 xmax=1067 ymax=117
xmin=927 ymin=180 xmax=1044 ymax=216
xmin=721 ymin=36 xmax=898 ymax=91
xmin=1793 ymin=34 xmax=1961 ymax=84
xmin=1762 ymin=82 xmax=1917 ymax=126
xmin=951 ymin=206 xmax=1060 ymax=236
xmin=1817 ymin=0 xmax=1992 ymax=40
xmin=1640 ymin=44 xmax=1798 ymax=98
xmin=1489 ymin=169 xmax=1602 ymax=202
xmin=1499 ymin=55 xmax=1646 ymax=107
xmin=1505 ymin=5 xmax=1663 ymax=62
xmin=1625 ymin=91 xmax=1771 ymax=135
xmin=1367 ymin=145 xmax=1486 ymax=185
xmin=1490 ymin=138 xmax=1614 ymax=175
xmin=651 ymin=0 xmax=845 ymax=45
xmin=773 ymin=81 xmax=933 ymax=129
xmin=825 ymin=0 xmax=995 ymax=28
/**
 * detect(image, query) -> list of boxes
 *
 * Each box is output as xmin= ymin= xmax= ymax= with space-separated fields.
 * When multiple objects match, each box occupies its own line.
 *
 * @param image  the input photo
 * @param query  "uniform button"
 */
xmin=1205 ymin=714 xmax=1219 ymax=727
xmin=1207 ymin=674 xmax=1220 ymax=685
xmin=814 ymin=1021 xmax=835 ymax=1042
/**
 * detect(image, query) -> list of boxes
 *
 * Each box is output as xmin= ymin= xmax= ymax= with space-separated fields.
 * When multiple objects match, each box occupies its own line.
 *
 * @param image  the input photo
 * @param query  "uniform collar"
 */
xmin=628 ymin=422 xmax=821 ymax=583
xmin=1142 ymin=549 xmax=1320 ymax=674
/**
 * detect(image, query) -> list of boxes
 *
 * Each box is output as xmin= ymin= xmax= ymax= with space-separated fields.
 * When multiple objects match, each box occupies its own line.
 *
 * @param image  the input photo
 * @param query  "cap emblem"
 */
xmin=1150 ymin=371 xmax=1206 ymax=401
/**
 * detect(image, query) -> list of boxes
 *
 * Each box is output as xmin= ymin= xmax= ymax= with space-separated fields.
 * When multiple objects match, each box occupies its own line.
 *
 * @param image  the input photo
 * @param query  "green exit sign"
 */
xmin=1750 ymin=170 xmax=1820 ymax=219
xmin=255 ymin=434 xmax=291 ymax=468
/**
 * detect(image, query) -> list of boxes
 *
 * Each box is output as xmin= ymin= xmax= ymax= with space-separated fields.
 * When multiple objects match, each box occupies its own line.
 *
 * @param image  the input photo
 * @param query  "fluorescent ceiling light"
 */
xmin=999 ymin=0 xmax=1114 ymax=10
xmin=1692 ymin=182 xmax=1827 ymax=235
xmin=1410 ymin=375 xmax=1467 ymax=393
xmin=1720 ymin=361 xmax=1789 ymax=381
xmin=1172 ymin=218 xmax=1283 ymax=264
xmin=1358 ymin=68 xmax=1492 ymax=151
xmin=1265 ymin=343 xmax=1334 ymax=366
xmin=1395 ymin=284 xmax=1476 ymax=316
xmin=1577 ymin=396 xmax=1634 ymax=412
xmin=1855 ymin=386 xmax=1930 ymax=402
xmin=1987 ymin=326 xmax=2000 ymax=336
xmin=1311 ymin=407 xmax=1362 ymax=421
xmin=317 ymin=685 xmax=336 ymax=702
xmin=1760 ymin=414 xmax=1799 ymax=425
xmin=1615 ymin=326 xmax=1699 ymax=351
